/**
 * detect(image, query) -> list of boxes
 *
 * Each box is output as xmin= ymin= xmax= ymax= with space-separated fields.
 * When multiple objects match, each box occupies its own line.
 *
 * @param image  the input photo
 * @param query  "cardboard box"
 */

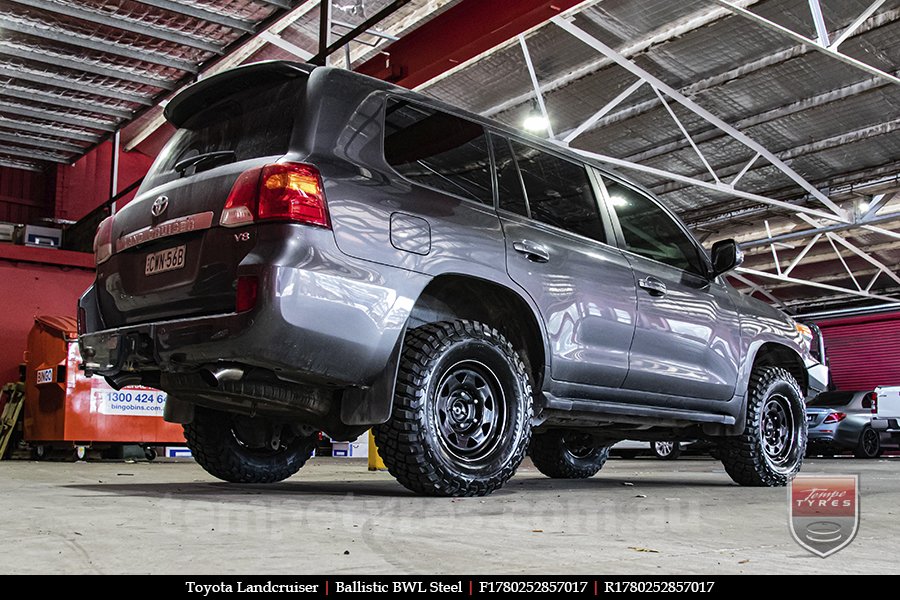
xmin=332 ymin=435 xmax=368 ymax=458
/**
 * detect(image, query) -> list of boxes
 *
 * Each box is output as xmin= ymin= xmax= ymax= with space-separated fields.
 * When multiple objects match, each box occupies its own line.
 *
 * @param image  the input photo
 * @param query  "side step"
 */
xmin=542 ymin=395 xmax=736 ymax=426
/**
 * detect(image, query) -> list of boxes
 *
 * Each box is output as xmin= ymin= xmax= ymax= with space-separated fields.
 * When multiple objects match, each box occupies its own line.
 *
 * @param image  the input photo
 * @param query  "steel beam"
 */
xmin=0 ymin=117 xmax=100 ymax=143
xmin=862 ymin=192 xmax=896 ymax=220
xmin=561 ymin=79 xmax=644 ymax=144
xmin=8 ymin=0 xmax=224 ymax=54
xmin=257 ymin=31 xmax=312 ymax=60
xmin=737 ymin=267 xmax=899 ymax=302
xmin=0 ymin=130 xmax=83 ymax=153
xmin=0 ymin=157 xmax=41 ymax=171
xmin=355 ymin=0 xmax=588 ymax=90
xmin=131 ymin=0 xmax=255 ymax=33
xmin=740 ymin=211 xmax=900 ymax=248
xmin=519 ymin=34 xmax=554 ymax=139
xmin=830 ymin=0 xmax=886 ymax=50
xmin=0 ymin=43 xmax=176 ymax=89
xmin=0 ymin=101 xmax=116 ymax=132
xmin=569 ymin=146 xmax=845 ymax=223
xmin=0 ymin=15 xmax=197 ymax=71
xmin=710 ymin=0 xmax=900 ymax=86
xmin=551 ymin=15 xmax=847 ymax=220
xmin=807 ymin=0 xmax=830 ymax=46
xmin=0 ymin=85 xmax=133 ymax=120
xmin=0 ymin=66 xmax=153 ymax=105
xmin=0 ymin=144 xmax=71 ymax=163
xmin=481 ymin=0 xmax=763 ymax=118
xmin=827 ymin=232 xmax=900 ymax=287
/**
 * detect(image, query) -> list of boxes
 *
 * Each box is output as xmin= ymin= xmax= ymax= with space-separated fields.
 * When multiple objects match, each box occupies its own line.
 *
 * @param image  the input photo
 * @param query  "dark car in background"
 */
xmin=806 ymin=390 xmax=885 ymax=458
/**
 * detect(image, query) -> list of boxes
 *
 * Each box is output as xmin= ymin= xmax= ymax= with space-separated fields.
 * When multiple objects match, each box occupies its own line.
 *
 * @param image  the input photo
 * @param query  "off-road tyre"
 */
xmin=530 ymin=430 xmax=609 ymax=479
xmin=184 ymin=407 xmax=317 ymax=483
xmin=375 ymin=320 xmax=533 ymax=497
xmin=719 ymin=366 xmax=806 ymax=486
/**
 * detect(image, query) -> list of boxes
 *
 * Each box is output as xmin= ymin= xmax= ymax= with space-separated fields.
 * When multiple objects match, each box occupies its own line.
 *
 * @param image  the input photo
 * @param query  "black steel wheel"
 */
xmin=854 ymin=426 xmax=881 ymax=459
xmin=530 ymin=430 xmax=609 ymax=479
xmin=719 ymin=366 xmax=806 ymax=486
xmin=375 ymin=320 xmax=532 ymax=496
xmin=184 ymin=407 xmax=318 ymax=483
xmin=651 ymin=441 xmax=682 ymax=460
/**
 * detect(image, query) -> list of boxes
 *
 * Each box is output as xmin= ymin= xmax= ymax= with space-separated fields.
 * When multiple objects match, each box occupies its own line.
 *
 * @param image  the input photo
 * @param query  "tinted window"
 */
xmin=383 ymin=99 xmax=492 ymax=205
xmin=143 ymin=78 xmax=301 ymax=192
xmin=809 ymin=391 xmax=857 ymax=407
xmin=604 ymin=179 xmax=704 ymax=273
xmin=490 ymin=134 xmax=527 ymax=216
xmin=511 ymin=141 xmax=605 ymax=243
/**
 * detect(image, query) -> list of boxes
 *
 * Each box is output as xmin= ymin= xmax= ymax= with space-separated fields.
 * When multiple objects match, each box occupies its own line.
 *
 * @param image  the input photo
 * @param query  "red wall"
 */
xmin=0 ymin=246 xmax=94 ymax=385
xmin=0 ymin=167 xmax=51 ymax=224
xmin=54 ymin=142 xmax=155 ymax=222
xmin=816 ymin=312 xmax=900 ymax=391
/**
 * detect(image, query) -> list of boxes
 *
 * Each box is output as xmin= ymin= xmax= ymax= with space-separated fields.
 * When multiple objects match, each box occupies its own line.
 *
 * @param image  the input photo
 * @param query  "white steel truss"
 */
xmin=513 ymin=12 xmax=900 ymax=309
xmin=710 ymin=0 xmax=900 ymax=86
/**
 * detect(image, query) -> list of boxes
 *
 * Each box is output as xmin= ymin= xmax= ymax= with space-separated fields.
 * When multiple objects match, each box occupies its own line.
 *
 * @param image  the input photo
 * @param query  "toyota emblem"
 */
xmin=151 ymin=195 xmax=169 ymax=217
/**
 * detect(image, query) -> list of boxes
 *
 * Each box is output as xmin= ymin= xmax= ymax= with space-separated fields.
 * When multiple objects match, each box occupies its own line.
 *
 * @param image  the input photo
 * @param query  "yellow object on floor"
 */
xmin=368 ymin=430 xmax=386 ymax=471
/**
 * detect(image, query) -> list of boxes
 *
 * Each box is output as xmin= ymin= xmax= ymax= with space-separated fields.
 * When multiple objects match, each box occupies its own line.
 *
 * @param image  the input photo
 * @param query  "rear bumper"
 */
xmin=79 ymin=225 xmax=429 ymax=388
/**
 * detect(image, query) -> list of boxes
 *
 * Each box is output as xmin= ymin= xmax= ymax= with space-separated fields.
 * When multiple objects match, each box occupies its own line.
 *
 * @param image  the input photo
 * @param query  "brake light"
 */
xmin=93 ymin=216 xmax=114 ymax=265
xmin=823 ymin=412 xmax=847 ymax=424
xmin=867 ymin=392 xmax=878 ymax=415
xmin=220 ymin=162 xmax=329 ymax=229
xmin=235 ymin=275 xmax=258 ymax=313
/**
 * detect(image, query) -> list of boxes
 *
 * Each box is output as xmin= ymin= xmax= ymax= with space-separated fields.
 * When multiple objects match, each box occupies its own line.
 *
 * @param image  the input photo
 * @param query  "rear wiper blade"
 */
xmin=174 ymin=150 xmax=236 ymax=174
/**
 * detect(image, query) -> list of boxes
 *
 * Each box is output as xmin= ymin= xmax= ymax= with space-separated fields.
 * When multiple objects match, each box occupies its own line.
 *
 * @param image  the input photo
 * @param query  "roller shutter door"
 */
xmin=815 ymin=312 xmax=900 ymax=391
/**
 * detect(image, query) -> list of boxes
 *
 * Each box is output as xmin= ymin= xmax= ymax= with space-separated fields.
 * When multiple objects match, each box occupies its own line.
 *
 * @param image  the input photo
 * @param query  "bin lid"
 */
xmin=35 ymin=315 xmax=78 ymax=340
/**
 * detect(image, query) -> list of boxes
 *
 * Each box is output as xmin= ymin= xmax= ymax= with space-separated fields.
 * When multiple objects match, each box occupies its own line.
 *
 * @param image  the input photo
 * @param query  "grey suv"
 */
xmin=78 ymin=61 xmax=824 ymax=496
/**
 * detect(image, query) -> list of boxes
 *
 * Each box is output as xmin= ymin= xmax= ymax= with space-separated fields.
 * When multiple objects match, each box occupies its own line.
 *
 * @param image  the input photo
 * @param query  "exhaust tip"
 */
xmin=200 ymin=366 xmax=245 ymax=388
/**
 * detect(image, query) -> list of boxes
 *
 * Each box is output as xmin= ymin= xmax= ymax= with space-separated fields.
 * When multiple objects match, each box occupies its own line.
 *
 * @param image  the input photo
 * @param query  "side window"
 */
xmin=510 ymin=140 xmax=606 ymax=244
xmin=604 ymin=178 xmax=704 ymax=274
xmin=383 ymin=98 xmax=493 ymax=206
xmin=490 ymin=134 xmax=528 ymax=216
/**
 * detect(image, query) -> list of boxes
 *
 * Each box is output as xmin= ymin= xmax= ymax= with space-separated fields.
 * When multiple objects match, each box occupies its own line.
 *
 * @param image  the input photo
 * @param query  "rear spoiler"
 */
xmin=164 ymin=61 xmax=314 ymax=128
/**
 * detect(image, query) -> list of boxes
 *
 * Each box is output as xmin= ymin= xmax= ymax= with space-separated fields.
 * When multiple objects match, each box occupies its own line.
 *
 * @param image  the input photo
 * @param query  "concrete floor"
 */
xmin=2 ymin=456 xmax=898 ymax=574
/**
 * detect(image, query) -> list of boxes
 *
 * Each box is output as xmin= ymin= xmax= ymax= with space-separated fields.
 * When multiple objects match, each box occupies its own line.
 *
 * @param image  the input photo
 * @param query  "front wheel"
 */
xmin=719 ymin=366 xmax=806 ymax=486
xmin=184 ymin=407 xmax=318 ymax=483
xmin=375 ymin=320 xmax=533 ymax=497
xmin=854 ymin=427 xmax=881 ymax=459
xmin=530 ymin=430 xmax=609 ymax=479
xmin=652 ymin=441 xmax=681 ymax=460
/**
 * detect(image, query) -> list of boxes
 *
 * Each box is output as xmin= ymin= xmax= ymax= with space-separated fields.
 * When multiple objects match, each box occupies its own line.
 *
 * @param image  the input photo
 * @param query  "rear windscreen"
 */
xmin=141 ymin=78 xmax=302 ymax=192
xmin=809 ymin=391 xmax=857 ymax=407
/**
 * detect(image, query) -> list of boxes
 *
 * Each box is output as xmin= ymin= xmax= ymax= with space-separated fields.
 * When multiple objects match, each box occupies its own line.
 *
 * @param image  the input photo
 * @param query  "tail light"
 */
xmin=220 ymin=162 xmax=329 ymax=229
xmin=823 ymin=412 xmax=847 ymax=424
xmin=867 ymin=391 xmax=878 ymax=415
xmin=93 ymin=216 xmax=114 ymax=265
xmin=235 ymin=275 xmax=258 ymax=313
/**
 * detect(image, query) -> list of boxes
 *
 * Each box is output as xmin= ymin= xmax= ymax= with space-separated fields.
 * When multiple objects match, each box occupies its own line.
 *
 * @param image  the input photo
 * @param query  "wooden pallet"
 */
xmin=0 ymin=383 xmax=25 ymax=460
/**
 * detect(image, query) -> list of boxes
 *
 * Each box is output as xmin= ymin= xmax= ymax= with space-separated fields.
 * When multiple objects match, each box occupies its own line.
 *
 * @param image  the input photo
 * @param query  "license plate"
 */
xmin=144 ymin=245 xmax=186 ymax=276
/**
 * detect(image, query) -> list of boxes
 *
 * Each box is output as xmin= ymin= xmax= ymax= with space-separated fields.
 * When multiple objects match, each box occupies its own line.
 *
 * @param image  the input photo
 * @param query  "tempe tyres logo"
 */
xmin=789 ymin=475 xmax=859 ymax=558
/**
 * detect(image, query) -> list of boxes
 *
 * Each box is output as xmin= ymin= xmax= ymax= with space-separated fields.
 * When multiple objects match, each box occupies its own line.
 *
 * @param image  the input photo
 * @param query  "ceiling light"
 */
xmin=523 ymin=112 xmax=549 ymax=132
xmin=609 ymin=195 xmax=628 ymax=207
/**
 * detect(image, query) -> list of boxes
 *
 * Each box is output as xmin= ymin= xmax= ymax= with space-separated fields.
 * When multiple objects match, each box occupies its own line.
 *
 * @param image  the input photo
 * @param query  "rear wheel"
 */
xmin=375 ymin=320 xmax=532 ymax=497
xmin=719 ymin=366 xmax=806 ymax=486
xmin=530 ymin=430 xmax=609 ymax=479
xmin=651 ymin=441 xmax=681 ymax=460
xmin=184 ymin=407 xmax=318 ymax=483
xmin=854 ymin=426 xmax=881 ymax=459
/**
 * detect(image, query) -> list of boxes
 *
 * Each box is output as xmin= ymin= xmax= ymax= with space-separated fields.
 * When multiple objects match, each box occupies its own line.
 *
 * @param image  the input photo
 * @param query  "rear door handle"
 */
xmin=512 ymin=240 xmax=550 ymax=263
xmin=638 ymin=276 xmax=667 ymax=297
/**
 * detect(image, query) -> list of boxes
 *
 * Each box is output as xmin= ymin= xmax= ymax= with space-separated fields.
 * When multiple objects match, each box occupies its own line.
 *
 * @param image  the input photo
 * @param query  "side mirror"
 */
xmin=710 ymin=239 xmax=744 ymax=277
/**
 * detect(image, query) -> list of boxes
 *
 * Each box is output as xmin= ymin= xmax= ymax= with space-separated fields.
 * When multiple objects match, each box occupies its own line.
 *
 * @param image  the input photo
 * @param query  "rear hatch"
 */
xmin=97 ymin=62 xmax=311 ymax=327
